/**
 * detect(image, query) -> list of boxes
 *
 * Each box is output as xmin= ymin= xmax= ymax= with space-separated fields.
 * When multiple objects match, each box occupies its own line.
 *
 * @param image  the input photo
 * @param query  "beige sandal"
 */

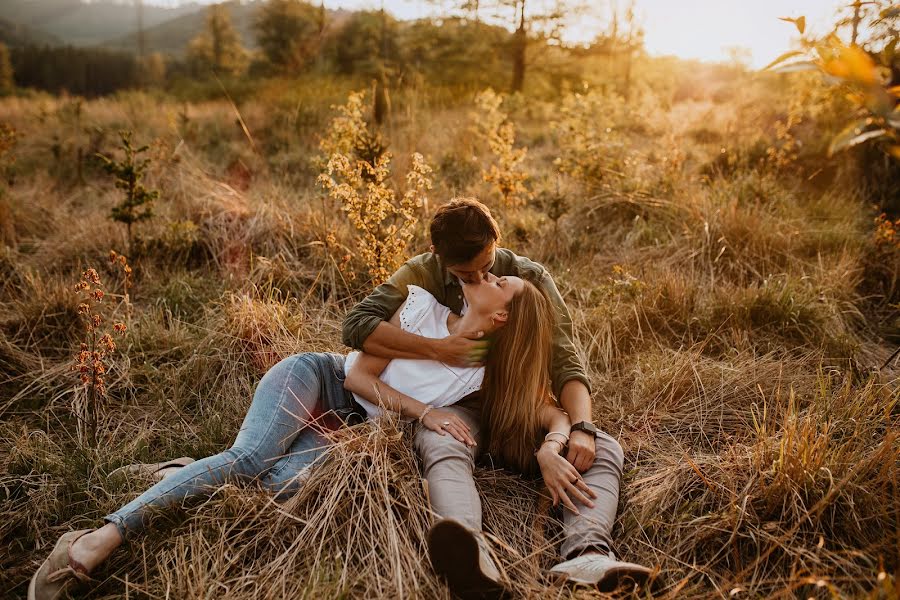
xmin=109 ymin=456 xmax=195 ymax=481
xmin=28 ymin=529 xmax=95 ymax=600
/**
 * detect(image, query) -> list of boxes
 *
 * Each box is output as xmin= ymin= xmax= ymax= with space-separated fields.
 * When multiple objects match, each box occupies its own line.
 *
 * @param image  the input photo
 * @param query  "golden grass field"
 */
xmin=0 ymin=61 xmax=898 ymax=599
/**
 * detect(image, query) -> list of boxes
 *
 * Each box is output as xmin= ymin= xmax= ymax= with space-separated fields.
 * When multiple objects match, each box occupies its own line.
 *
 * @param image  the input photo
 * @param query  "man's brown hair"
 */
xmin=430 ymin=197 xmax=501 ymax=265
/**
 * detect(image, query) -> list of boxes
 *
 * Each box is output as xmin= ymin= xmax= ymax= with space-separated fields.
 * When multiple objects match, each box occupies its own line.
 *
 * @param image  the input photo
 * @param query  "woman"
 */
xmin=28 ymin=272 xmax=581 ymax=600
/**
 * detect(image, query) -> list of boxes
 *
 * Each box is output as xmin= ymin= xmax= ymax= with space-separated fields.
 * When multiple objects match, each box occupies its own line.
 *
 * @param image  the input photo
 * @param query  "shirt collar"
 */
xmin=437 ymin=255 xmax=457 ymax=286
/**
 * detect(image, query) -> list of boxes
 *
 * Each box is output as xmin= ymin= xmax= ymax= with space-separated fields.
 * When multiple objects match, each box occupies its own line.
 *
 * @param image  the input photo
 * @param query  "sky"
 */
xmin=144 ymin=0 xmax=848 ymax=68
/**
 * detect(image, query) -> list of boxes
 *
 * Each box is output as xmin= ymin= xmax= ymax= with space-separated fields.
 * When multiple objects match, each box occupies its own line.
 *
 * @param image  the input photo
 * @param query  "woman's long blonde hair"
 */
xmin=481 ymin=279 xmax=556 ymax=475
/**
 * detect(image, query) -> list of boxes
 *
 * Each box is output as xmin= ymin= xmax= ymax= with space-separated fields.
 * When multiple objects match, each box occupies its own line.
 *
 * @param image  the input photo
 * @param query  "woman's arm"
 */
xmin=535 ymin=402 xmax=597 ymax=514
xmin=344 ymin=354 xmax=476 ymax=446
xmin=343 ymin=304 xmax=476 ymax=446
xmin=540 ymin=403 xmax=572 ymax=440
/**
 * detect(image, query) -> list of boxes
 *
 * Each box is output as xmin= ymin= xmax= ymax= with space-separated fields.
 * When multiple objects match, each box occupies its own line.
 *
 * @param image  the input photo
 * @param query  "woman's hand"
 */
xmin=421 ymin=408 xmax=477 ymax=447
xmin=537 ymin=441 xmax=597 ymax=514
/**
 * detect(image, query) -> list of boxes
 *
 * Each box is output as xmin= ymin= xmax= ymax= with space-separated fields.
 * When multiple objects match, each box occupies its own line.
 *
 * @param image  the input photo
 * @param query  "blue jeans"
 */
xmin=105 ymin=352 xmax=363 ymax=540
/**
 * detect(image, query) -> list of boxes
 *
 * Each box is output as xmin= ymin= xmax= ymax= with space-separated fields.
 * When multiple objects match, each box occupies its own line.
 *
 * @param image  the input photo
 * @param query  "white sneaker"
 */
xmin=548 ymin=552 xmax=653 ymax=592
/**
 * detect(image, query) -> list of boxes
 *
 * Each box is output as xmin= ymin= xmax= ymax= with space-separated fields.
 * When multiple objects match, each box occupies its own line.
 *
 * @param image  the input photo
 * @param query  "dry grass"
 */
xmin=0 ymin=71 xmax=898 ymax=599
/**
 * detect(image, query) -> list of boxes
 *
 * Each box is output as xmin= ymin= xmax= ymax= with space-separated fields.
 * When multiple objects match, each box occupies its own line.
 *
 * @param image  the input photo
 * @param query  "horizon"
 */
xmin=84 ymin=0 xmax=849 ymax=68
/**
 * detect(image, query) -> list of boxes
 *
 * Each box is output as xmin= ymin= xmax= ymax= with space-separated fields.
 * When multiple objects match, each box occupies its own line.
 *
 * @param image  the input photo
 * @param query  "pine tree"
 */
xmin=98 ymin=131 xmax=159 ymax=249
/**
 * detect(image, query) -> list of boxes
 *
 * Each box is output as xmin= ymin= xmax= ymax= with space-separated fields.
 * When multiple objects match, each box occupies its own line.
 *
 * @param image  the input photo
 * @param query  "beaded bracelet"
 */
xmin=534 ymin=438 xmax=565 ymax=456
xmin=544 ymin=431 xmax=570 ymax=445
xmin=418 ymin=405 xmax=435 ymax=424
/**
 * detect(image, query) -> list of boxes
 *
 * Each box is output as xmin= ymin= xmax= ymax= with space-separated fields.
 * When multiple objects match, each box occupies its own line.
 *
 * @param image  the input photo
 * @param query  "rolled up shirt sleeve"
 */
xmin=342 ymin=262 xmax=426 ymax=350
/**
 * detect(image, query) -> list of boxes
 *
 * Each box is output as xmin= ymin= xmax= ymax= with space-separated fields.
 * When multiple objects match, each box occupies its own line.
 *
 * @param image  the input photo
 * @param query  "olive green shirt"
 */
xmin=341 ymin=248 xmax=590 ymax=398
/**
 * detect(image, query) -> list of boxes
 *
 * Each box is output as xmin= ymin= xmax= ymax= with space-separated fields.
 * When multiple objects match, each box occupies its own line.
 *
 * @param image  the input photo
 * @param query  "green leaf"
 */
xmin=829 ymin=122 xmax=888 ymax=156
xmin=771 ymin=61 xmax=818 ymax=74
xmin=763 ymin=50 xmax=805 ymax=71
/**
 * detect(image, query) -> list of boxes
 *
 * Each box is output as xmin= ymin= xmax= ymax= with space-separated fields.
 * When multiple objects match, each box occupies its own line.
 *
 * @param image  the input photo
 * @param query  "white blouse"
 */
xmin=344 ymin=285 xmax=484 ymax=420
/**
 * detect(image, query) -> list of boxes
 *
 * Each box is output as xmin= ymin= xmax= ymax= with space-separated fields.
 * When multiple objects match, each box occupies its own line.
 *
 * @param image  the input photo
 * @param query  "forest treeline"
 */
xmin=0 ymin=0 xmax=643 ymax=98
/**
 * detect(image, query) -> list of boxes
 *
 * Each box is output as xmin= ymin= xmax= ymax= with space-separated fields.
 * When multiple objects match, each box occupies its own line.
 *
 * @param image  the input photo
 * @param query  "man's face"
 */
xmin=445 ymin=242 xmax=496 ymax=285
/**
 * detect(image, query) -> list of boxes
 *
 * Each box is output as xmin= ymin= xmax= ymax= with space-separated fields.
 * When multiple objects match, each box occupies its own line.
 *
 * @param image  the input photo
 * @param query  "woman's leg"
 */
xmin=68 ymin=352 xmax=349 ymax=571
xmin=257 ymin=424 xmax=332 ymax=500
xmin=558 ymin=432 xmax=625 ymax=560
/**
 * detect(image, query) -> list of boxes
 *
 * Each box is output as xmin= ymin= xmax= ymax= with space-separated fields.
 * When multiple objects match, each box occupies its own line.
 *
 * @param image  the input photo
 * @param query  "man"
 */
xmin=343 ymin=198 xmax=651 ymax=596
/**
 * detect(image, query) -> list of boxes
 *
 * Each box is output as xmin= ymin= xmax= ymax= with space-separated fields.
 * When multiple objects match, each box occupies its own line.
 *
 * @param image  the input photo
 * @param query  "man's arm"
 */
xmin=342 ymin=262 xmax=420 ymax=351
xmin=342 ymin=258 xmax=484 ymax=366
xmin=362 ymin=321 xmax=485 ymax=365
xmin=520 ymin=261 xmax=595 ymax=472
xmin=559 ymin=380 xmax=595 ymax=473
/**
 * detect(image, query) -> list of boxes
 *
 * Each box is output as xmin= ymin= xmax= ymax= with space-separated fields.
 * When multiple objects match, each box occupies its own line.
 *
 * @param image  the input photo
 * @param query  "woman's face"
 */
xmin=463 ymin=272 xmax=525 ymax=326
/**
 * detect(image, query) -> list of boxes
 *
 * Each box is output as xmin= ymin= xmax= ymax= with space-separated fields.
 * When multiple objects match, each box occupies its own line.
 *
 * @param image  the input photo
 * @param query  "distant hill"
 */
xmin=0 ymin=0 xmax=204 ymax=47
xmin=103 ymin=0 xmax=263 ymax=56
xmin=0 ymin=16 xmax=62 ymax=47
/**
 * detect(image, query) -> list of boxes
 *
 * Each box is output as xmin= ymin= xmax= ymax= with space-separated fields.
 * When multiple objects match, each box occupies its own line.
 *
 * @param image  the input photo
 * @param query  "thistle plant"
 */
xmin=72 ymin=267 xmax=127 ymax=448
xmin=98 ymin=130 xmax=160 ymax=249
xmin=472 ymin=89 xmax=530 ymax=207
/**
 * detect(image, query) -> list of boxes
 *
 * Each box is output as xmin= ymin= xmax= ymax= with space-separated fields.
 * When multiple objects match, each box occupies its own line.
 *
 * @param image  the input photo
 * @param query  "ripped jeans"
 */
xmin=105 ymin=352 xmax=363 ymax=540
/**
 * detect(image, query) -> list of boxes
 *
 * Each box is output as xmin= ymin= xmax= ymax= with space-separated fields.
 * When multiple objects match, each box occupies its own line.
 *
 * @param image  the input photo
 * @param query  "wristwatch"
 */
xmin=571 ymin=421 xmax=598 ymax=438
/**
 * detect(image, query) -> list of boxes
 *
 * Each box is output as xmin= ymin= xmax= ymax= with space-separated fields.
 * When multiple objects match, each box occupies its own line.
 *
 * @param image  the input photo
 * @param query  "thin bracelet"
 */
xmin=418 ymin=405 xmax=435 ymax=424
xmin=544 ymin=431 xmax=570 ymax=444
xmin=535 ymin=439 xmax=565 ymax=455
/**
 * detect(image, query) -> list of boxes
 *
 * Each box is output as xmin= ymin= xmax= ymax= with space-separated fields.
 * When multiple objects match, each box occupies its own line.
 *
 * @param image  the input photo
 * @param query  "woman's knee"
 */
xmin=219 ymin=447 xmax=268 ymax=480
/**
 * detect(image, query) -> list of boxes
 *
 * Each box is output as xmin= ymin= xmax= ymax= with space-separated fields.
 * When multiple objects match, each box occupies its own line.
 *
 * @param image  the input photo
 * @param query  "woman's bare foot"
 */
xmin=67 ymin=523 xmax=123 ymax=574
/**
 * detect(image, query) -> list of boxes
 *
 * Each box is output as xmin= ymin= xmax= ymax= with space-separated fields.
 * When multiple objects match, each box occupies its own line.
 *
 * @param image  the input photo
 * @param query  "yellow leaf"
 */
xmin=888 ymin=85 xmax=900 ymax=99
xmin=888 ymin=145 xmax=900 ymax=161
xmin=823 ymin=44 xmax=877 ymax=85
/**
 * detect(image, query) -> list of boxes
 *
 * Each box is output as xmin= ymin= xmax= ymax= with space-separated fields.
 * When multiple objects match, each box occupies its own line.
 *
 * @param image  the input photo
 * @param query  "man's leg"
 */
xmin=559 ymin=431 xmax=624 ymax=560
xmin=551 ymin=431 xmax=652 ymax=591
xmin=415 ymin=396 xmax=508 ymax=598
xmin=413 ymin=396 xmax=483 ymax=531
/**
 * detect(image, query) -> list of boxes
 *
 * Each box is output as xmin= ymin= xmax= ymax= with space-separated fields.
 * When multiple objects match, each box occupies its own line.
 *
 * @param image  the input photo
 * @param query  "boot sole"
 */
xmin=427 ymin=520 xmax=508 ymax=600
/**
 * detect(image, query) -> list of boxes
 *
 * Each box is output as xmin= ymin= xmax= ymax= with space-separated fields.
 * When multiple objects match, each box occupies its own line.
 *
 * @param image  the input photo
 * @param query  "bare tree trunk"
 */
xmin=851 ymin=0 xmax=862 ymax=46
xmin=511 ymin=0 xmax=526 ymax=93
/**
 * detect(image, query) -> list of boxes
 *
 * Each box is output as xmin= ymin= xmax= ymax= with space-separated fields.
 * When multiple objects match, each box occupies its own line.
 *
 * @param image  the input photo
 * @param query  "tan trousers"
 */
xmin=413 ymin=395 xmax=625 ymax=561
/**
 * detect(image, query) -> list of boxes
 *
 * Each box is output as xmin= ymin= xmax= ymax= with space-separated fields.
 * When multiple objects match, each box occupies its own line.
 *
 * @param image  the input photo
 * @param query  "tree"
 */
xmin=254 ymin=0 xmax=323 ymax=73
xmin=0 ymin=43 xmax=13 ymax=95
xmin=323 ymin=10 xmax=400 ymax=77
xmin=186 ymin=3 xmax=248 ymax=76
xmin=98 ymin=131 xmax=160 ymax=248
xmin=428 ymin=0 xmax=587 ymax=93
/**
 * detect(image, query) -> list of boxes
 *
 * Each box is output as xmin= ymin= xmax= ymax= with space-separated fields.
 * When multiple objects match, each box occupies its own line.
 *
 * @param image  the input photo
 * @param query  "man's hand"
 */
xmin=566 ymin=430 xmax=596 ymax=473
xmin=433 ymin=330 xmax=488 ymax=367
xmin=536 ymin=442 xmax=597 ymax=515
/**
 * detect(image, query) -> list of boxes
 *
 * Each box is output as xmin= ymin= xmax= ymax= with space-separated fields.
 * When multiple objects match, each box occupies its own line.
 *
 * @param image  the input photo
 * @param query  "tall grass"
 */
xmin=0 ymin=67 xmax=897 ymax=598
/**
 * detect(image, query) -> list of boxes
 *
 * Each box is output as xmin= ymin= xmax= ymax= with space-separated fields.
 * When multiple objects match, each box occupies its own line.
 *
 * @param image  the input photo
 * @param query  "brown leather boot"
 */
xmin=427 ymin=519 xmax=511 ymax=600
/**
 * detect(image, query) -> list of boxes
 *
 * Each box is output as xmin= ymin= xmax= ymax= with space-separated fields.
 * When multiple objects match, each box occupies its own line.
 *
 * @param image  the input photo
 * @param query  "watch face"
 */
xmin=575 ymin=421 xmax=598 ymax=435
